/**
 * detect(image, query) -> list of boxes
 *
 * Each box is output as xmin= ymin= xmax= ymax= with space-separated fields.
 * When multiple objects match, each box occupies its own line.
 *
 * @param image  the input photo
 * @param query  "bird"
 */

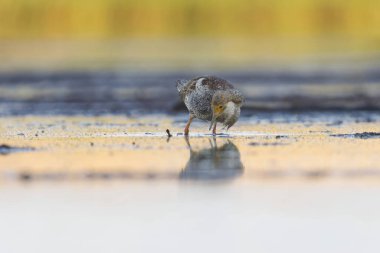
xmin=176 ymin=76 xmax=244 ymax=135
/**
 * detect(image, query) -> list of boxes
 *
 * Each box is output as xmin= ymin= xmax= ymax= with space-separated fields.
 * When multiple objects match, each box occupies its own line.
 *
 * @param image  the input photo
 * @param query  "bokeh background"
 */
xmin=0 ymin=0 xmax=380 ymax=114
xmin=1 ymin=0 xmax=379 ymax=71
xmin=1 ymin=0 xmax=379 ymax=39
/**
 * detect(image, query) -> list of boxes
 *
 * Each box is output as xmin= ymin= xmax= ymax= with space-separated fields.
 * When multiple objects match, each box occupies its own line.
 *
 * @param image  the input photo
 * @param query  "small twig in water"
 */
xmin=166 ymin=129 xmax=173 ymax=138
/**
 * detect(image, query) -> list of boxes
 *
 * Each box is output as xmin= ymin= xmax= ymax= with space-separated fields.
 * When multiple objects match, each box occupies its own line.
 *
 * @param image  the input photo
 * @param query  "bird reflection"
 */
xmin=180 ymin=137 xmax=244 ymax=181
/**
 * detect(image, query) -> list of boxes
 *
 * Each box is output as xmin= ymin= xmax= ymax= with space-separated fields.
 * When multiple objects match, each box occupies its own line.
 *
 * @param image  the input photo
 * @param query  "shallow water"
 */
xmin=1 ymin=114 xmax=380 ymax=253
xmin=1 ymin=64 xmax=380 ymax=252
xmin=3 ymin=182 xmax=380 ymax=253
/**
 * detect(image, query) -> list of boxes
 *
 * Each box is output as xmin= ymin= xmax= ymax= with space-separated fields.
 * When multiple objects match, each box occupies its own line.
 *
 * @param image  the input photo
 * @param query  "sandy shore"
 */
xmin=0 ymin=113 xmax=380 ymax=253
xmin=1 ymin=113 xmax=380 ymax=183
xmin=0 ymin=109 xmax=380 ymax=253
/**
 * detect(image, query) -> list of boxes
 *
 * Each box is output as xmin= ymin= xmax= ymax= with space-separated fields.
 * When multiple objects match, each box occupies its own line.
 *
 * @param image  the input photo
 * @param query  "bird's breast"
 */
xmin=223 ymin=101 xmax=237 ymax=118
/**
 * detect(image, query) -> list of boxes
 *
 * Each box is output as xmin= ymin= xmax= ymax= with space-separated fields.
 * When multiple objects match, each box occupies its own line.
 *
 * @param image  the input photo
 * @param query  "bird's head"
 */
xmin=209 ymin=91 xmax=230 ymax=130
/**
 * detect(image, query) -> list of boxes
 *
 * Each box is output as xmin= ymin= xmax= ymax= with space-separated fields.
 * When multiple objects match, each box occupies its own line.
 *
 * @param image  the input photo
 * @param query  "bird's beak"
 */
xmin=209 ymin=106 xmax=222 ymax=130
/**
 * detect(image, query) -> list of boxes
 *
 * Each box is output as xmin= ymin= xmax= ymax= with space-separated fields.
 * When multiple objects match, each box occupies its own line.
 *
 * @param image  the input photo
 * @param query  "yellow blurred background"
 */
xmin=0 ymin=0 xmax=379 ymax=71
xmin=0 ymin=0 xmax=379 ymax=39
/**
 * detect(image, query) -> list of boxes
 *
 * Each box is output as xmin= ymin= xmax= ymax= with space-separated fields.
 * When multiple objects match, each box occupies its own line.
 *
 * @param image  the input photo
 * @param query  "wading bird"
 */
xmin=177 ymin=76 xmax=244 ymax=135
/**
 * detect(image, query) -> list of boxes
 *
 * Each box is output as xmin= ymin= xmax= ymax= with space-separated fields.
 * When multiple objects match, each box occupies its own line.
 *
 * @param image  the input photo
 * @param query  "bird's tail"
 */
xmin=176 ymin=79 xmax=188 ymax=93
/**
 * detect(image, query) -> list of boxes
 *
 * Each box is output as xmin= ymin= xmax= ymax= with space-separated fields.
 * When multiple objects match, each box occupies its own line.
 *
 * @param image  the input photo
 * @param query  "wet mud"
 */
xmin=331 ymin=132 xmax=380 ymax=139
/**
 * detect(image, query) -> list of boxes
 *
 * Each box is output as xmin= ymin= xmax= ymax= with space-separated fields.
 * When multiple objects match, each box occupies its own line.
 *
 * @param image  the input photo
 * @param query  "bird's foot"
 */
xmin=212 ymin=124 xmax=217 ymax=135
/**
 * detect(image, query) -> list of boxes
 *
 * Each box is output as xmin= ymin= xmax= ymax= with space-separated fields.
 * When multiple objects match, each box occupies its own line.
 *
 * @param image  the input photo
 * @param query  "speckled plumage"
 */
xmin=177 ymin=76 xmax=244 ymax=133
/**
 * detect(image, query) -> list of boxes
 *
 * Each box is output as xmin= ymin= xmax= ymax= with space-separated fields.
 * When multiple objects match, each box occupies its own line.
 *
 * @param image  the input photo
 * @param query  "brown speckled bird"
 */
xmin=176 ymin=76 xmax=244 ymax=135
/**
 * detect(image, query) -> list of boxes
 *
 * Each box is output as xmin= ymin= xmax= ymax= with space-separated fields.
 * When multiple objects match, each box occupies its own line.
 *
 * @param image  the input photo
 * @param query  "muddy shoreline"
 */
xmin=1 ymin=70 xmax=380 ymax=116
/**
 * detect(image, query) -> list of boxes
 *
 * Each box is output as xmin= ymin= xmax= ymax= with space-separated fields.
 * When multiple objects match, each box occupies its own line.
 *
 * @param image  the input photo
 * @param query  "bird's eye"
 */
xmin=219 ymin=105 xmax=223 ymax=109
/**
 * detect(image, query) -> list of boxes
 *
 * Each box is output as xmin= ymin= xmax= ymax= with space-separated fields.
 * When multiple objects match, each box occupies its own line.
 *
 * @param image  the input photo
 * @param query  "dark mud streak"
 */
xmin=275 ymin=135 xmax=289 ymax=139
xmin=249 ymin=142 xmax=289 ymax=146
xmin=257 ymin=169 xmax=380 ymax=179
xmin=15 ymin=171 xmax=180 ymax=182
xmin=0 ymin=144 xmax=35 ymax=155
xmin=11 ymin=168 xmax=380 ymax=182
xmin=330 ymin=132 xmax=380 ymax=139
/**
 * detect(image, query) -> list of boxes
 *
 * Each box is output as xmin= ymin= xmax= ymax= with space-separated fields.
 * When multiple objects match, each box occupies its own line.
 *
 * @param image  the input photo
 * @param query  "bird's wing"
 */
xmin=197 ymin=76 xmax=234 ymax=90
xmin=177 ymin=76 xmax=236 ymax=101
xmin=177 ymin=79 xmax=197 ymax=101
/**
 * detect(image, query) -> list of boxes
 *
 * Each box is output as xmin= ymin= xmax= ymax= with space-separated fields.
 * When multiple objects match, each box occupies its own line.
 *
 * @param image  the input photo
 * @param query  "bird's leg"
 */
xmin=212 ymin=122 xmax=217 ymax=135
xmin=184 ymin=114 xmax=195 ymax=136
